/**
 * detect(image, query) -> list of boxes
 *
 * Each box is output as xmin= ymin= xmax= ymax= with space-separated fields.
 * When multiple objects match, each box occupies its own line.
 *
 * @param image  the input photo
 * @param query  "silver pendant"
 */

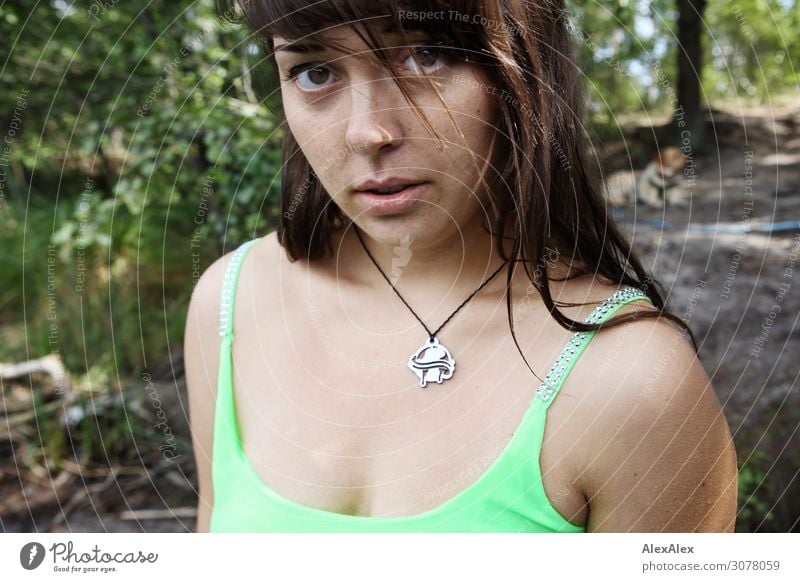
xmin=408 ymin=336 xmax=456 ymax=388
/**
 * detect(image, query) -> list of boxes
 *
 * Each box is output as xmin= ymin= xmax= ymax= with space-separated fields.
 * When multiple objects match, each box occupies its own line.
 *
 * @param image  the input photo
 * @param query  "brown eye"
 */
xmin=306 ymin=67 xmax=330 ymax=85
xmin=288 ymin=64 xmax=335 ymax=91
xmin=404 ymin=46 xmax=447 ymax=74
xmin=415 ymin=48 xmax=439 ymax=67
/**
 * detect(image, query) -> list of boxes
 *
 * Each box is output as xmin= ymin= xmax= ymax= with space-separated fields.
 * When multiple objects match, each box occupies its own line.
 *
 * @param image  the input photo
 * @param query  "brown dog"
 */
xmin=604 ymin=146 xmax=690 ymax=208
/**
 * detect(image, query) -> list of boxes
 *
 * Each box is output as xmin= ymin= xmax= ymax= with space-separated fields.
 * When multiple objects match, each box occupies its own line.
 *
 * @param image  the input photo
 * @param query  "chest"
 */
xmin=228 ymin=290 xmax=590 ymax=525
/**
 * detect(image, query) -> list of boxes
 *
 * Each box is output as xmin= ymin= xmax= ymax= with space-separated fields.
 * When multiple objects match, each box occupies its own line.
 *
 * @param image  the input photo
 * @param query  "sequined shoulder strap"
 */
xmin=535 ymin=287 xmax=652 ymax=406
xmin=218 ymin=239 xmax=260 ymax=339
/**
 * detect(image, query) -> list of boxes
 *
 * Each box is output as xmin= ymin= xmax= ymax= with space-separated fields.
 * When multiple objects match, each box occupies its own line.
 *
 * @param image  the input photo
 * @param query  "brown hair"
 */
xmin=217 ymin=0 xmax=699 ymax=374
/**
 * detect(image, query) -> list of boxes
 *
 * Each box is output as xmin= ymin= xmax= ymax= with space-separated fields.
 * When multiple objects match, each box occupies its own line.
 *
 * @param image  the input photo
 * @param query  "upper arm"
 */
xmin=580 ymin=318 xmax=738 ymax=532
xmin=183 ymin=253 xmax=232 ymax=533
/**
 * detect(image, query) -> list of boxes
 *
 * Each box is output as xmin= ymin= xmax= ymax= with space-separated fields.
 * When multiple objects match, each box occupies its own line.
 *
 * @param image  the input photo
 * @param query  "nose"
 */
xmin=344 ymin=78 xmax=403 ymax=157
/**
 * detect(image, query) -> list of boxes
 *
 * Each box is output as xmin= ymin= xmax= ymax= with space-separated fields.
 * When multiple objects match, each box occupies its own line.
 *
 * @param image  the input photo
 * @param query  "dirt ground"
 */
xmin=613 ymin=102 xmax=800 ymax=531
xmin=3 ymin=102 xmax=798 ymax=533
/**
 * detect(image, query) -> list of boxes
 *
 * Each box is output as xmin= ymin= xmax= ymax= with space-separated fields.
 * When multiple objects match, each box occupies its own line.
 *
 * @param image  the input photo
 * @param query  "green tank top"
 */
xmin=209 ymin=237 xmax=653 ymax=532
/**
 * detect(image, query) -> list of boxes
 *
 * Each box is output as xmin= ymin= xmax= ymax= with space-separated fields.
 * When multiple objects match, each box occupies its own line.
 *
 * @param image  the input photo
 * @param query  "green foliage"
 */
xmin=1 ymin=0 xmax=283 ymax=375
xmin=567 ymin=0 xmax=679 ymax=122
xmin=567 ymin=0 xmax=798 ymax=126
xmin=737 ymin=450 xmax=775 ymax=530
xmin=703 ymin=0 xmax=800 ymax=102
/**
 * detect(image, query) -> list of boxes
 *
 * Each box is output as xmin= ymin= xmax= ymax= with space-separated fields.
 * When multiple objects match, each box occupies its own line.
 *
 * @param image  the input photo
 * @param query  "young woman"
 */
xmin=184 ymin=0 xmax=738 ymax=532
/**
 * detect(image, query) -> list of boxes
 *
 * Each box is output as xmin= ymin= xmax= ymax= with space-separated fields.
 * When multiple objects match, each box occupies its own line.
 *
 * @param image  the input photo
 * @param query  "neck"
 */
xmin=338 ymin=218 xmax=513 ymax=307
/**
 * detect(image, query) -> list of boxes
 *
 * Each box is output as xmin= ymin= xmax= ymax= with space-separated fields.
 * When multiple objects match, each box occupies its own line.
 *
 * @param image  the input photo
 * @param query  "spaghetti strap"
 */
xmin=535 ymin=287 xmax=652 ymax=408
xmin=212 ymin=237 xmax=262 ymax=493
xmin=218 ymin=239 xmax=260 ymax=340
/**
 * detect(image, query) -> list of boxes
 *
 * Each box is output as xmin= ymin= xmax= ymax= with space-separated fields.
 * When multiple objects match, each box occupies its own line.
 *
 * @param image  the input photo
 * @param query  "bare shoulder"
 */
xmin=188 ymin=232 xmax=281 ymax=328
xmin=183 ymin=231 xmax=279 ymax=532
xmin=570 ymin=312 xmax=738 ymax=532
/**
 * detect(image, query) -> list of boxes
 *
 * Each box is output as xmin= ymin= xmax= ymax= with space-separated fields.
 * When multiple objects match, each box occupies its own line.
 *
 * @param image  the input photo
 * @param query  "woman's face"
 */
xmin=273 ymin=23 xmax=501 ymax=249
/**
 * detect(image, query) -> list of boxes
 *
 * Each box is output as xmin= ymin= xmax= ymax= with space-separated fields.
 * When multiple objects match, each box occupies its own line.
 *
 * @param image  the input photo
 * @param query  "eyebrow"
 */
xmin=273 ymin=40 xmax=326 ymax=54
xmin=273 ymin=22 xmax=432 ymax=54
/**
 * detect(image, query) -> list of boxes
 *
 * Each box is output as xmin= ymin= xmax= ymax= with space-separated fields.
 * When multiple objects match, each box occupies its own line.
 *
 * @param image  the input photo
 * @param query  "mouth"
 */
xmin=354 ymin=182 xmax=429 ymax=215
xmin=355 ymin=182 xmax=426 ymax=195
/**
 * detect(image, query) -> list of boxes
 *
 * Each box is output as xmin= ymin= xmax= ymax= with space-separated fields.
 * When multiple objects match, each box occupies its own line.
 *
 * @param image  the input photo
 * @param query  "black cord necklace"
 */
xmin=354 ymin=226 xmax=508 ymax=389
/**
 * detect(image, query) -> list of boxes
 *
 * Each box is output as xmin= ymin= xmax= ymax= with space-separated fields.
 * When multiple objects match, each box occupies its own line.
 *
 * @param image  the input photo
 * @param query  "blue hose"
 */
xmin=611 ymin=207 xmax=800 ymax=234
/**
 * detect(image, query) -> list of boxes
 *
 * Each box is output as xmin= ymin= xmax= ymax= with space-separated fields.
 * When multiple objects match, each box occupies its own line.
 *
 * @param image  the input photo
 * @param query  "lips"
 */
xmin=355 ymin=182 xmax=429 ymax=215
xmin=353 ymin=176 xmax=427 ymax=194
xmin=358 ymin=183 xmax=424 ymax=195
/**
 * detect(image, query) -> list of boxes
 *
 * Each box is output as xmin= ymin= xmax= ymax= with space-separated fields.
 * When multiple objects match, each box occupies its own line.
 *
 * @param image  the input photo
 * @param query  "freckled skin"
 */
xmin=274 ymin=24 xmax=504 ymax=290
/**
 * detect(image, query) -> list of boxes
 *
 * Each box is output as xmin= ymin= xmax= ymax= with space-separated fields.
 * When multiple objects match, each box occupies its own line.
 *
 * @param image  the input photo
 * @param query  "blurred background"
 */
xmin=0 ymin=0 xmax=798 ymax=532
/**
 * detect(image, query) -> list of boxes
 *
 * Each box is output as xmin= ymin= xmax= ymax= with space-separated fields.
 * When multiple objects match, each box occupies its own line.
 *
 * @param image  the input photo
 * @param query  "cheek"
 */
xmin=284 ymin=105 xmax=349 ymax=197
xmin=285 ymin=101 xmax=332 ymax=167
xmin=284 ymin=97 xmax=313 ymax=145
xmin=453 ymin=95 xmax=499 ymax=161
xmin=443 ymin=73 xmax=499 ymax=144
xmin=469 ymin=79 xmax=500 ymax=133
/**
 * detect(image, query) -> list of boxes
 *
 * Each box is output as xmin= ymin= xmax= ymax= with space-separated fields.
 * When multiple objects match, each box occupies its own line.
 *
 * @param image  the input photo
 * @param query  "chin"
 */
xmin=358 ymin=214 xmax=454 ymax=245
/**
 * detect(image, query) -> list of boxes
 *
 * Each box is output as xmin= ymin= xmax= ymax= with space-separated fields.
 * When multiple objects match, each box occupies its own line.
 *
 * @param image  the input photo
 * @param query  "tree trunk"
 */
xmin=674 ymin=0 xmax=708 ymax=150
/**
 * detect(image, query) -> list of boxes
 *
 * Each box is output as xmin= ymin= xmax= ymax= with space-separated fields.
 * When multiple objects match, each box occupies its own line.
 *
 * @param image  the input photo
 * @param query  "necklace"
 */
xmin=354 ymin=227 xmax=508 ymax=389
